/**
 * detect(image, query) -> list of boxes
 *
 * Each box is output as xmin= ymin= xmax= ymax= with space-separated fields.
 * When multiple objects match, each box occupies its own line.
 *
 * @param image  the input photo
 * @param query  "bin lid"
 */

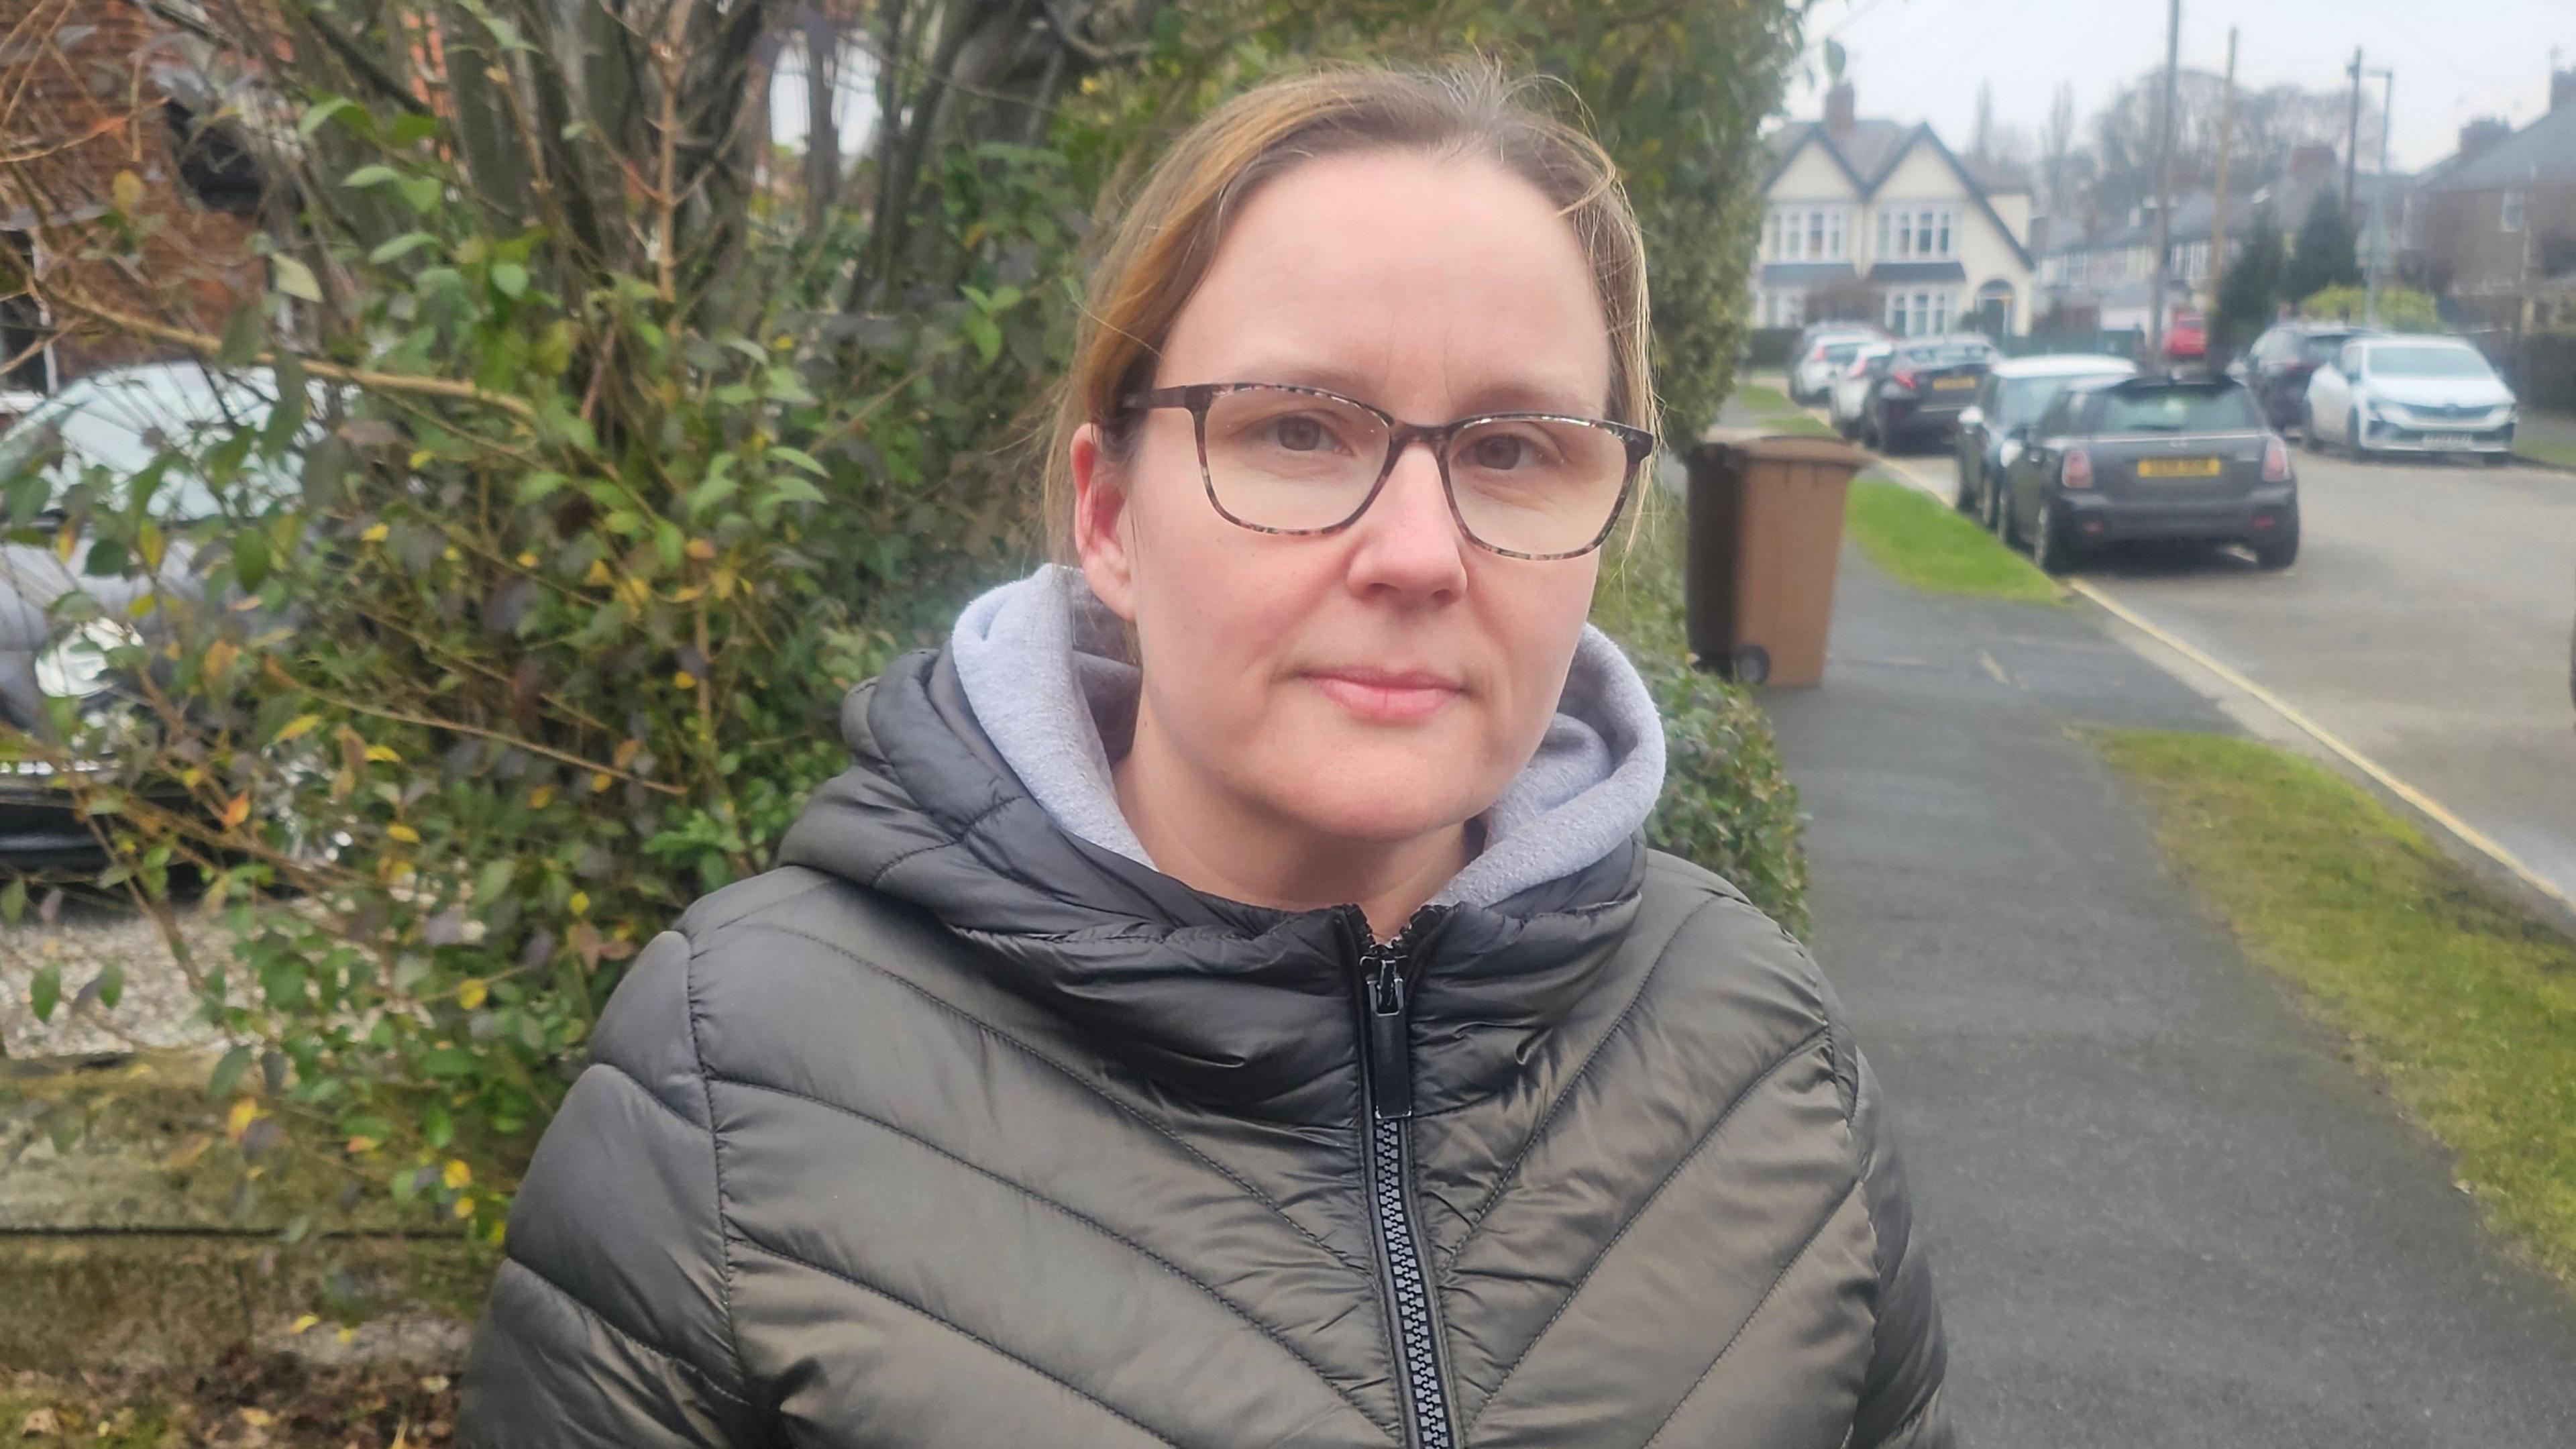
xmin=1693 ymin=425 xmax=1873 ymax=469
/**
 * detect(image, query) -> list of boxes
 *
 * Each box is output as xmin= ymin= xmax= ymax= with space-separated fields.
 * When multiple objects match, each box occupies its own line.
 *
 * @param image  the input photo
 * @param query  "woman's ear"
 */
xmin=1071 ymin=421 xmax=1139 ymax=622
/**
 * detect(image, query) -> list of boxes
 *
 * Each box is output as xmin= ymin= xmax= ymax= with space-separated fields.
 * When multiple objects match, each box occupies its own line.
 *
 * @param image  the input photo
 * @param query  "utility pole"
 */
xmin=2208 ymin=26 xmax=2237 ymax=317
xmin=2149 ymin=0 xmax=2182 ymax=364
xmin=2344 ymin=47 xmax=2363 ymax=218
xmin=2363 ymin=67 xmax=2392 ymax=329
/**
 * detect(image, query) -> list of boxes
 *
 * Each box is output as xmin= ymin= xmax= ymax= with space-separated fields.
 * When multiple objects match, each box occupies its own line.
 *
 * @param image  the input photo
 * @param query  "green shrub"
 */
xmin=2297 ymin=283 xmax=2443 ymax=332
xmin=1592 ymin=506 xmax=1808 ymax=932
xmin=0 ymin=0 xmax=1807 ymax=1246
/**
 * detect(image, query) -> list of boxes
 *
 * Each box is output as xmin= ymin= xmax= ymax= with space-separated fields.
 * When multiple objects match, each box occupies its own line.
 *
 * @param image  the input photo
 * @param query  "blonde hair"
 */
xmin=1042 ymin=62 xmax=1659 ymax=560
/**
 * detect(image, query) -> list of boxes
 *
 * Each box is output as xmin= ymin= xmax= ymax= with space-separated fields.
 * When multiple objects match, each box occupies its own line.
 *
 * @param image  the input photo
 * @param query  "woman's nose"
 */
xmin=1344 ymin=439 xmax=1469 ymax=599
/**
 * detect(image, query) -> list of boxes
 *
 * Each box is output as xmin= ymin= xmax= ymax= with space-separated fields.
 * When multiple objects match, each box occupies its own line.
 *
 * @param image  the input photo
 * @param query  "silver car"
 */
xmin=2301 ymin=335 xmax=2517 ymax=465
xmin=0 ymin=363 xmax=305 ymax=866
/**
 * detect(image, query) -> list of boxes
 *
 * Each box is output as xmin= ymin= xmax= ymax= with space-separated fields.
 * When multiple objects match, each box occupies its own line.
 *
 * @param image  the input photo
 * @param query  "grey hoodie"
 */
xmin=947 ymin=564 xmax=1667 ymax=909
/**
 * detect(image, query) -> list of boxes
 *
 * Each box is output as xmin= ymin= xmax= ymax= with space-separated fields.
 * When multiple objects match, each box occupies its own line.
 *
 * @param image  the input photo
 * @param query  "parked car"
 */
xmin=1786 ymin=322 xmax=1886 ymax=405
xmin=1827 ymin=339 xmax=1896 ymax=441
xmin=2163 ymin=311 xmax=2208 ymax=364
xmin=2228 ymin=320 xmax=2377 ymax=433
xmin=2301 ymin=334 xmax=2518 ymax=465
xmin=0 ymin=362 xmax=305 ymax=869
xmin=1953 ymin=353 xmax=2139 ymax=528
xmin=1994 ymin=373 xmax=2296 ymax=574
xmin=1864 ymin=333 xmax=2000 ymax=453
xmin=1792 ymin=319 xmax=1896 ymax=399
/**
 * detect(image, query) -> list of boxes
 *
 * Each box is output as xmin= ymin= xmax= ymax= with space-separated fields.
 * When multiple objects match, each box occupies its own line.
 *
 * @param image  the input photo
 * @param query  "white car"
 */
xmin=1787 ymin=325 xmax=1885 ymax=406
xmin=1827 ymin=341 xmax=1894 ymax=438
xmin=2301 ymin=335 xmax=2517 ymax=465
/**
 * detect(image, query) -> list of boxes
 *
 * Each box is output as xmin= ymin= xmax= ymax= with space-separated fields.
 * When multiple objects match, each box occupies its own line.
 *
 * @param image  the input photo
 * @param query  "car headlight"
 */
xmin=34 ymin=619 xmax=140 ymax=700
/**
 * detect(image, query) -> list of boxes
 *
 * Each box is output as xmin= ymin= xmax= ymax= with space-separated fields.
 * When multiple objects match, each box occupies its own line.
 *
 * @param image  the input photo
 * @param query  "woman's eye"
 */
xmin=1470 ymin=434 xmax=1532 ymax=470
xmin=1272 ymin=416 xmax=1328 ymax=451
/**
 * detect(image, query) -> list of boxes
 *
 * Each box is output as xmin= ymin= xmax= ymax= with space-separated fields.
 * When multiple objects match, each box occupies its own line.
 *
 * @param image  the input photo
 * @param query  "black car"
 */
xmin=1866 ymin=334 xmax=1998 ymax=453
xmin=1952 ymin=354 xmax=2138 ymax=527
xmin=1994 ymin=374 xmax=2298 ymax=574
xmin=2229 ymin=321 xmax=2379 ymax=434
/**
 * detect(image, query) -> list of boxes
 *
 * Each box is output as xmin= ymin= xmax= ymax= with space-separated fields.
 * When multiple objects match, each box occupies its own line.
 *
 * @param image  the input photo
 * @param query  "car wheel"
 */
xmin=2032 ymin=498 xmax=2078 ymax=575
xmin=2344 ymin=412 xmax=2371 ymax=462
xmin=2483 ymin=451 xmax=2511 ymax=469
xmin=2300 ymin=405 xmax=2322 ymax=452
xmin=2252 ymin=506 xmax=2300 ymax=570
xmin=1990 ymin=478 xmax=2017 ymax=545
xmin=1953 ymin=455 xmax=1978 ymax=511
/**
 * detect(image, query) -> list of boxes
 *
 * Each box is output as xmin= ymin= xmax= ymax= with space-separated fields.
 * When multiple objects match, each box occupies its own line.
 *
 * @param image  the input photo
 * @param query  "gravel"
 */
xmin=1 ymin=896 xmax=243 ymax=1060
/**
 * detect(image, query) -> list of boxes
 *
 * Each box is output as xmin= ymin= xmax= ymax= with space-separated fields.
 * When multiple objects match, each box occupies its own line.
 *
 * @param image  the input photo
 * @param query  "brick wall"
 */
xmin=0 ymin=0 xmax=265 ymax=386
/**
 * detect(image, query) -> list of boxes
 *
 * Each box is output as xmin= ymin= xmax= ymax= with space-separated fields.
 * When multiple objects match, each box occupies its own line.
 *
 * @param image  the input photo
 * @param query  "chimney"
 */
xmin=2552 ymin=64 xmax=2575 ymax=113
xmin=1825 ymin=81 xmax=1856 ymax=139
xmin=2458 ymin=118 xmax=2511 ymax=162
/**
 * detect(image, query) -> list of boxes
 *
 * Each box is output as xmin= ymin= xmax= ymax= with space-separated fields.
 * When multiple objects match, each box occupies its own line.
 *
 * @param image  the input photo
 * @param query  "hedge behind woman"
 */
xmin=461 ymin=62 xmax=1953 ymax=1449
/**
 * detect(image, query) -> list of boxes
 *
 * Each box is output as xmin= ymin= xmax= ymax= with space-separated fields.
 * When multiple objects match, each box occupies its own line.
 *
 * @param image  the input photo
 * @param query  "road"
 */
xmin=1888 ymin=445 xmax=2576 ymax=906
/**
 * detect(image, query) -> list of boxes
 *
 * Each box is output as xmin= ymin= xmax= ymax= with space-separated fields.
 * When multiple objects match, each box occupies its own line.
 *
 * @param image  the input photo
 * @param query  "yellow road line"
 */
xmin=1868 ymin=451 xmax=2575 ymax=913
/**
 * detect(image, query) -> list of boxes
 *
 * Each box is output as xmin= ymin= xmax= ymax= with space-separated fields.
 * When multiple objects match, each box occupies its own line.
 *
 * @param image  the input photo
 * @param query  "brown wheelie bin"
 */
xmin=1682 ymin=427 xmax=1872 ymax=688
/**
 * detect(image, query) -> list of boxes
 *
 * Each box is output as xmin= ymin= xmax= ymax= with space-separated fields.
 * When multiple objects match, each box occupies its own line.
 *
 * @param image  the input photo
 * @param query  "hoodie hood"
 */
xmin=945 ymin=564 xmax=1666 ymax=910
xmin=772 ymin=567 xmax=1666 ymax=1123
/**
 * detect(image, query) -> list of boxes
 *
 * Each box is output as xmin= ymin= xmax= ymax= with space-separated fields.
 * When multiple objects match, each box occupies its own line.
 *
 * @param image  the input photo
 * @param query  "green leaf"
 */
xmin=233 ymin=528 xmax=272 ymax=590
xmin=389 ymin=111 xmax=442 ymax=148
xmin=768 ymin=446 xmax=826 ymax=476
xmin=29 ymin=963 xmax=58 ymax=1022
xmin=491 ymin=262 xmax=529 ymax=299
xmin=515 ymin=470 xmax=568 ymax=504
xmin=207 ymin=1044 xmax=255 ymax=1098
xmin=1 ymin=876 xmax=24 ymax=926
xmin=343 ymin=164 xmax=400 ymax=189
xmin=421 ymin=1099 xmax=455 ymax=1148
xmin=298 ymin=97 xmax=359 ymax=140
xmin=368 ymin=231 xmax=439 ymax=266
xmin=962 ymin=313 xmax=1002 ymax=365
xmin=398 ymin=174 xmax=443 ymax=215
xmin=767 ymin=476 xmax=827 ymax=508
xmin=216 ymin=305 xmax=265 ymax=368
xmin=271 ymin=256 xmax=323 ymax=303
xmin=95 ymin=959 xmax=122 ymax=1011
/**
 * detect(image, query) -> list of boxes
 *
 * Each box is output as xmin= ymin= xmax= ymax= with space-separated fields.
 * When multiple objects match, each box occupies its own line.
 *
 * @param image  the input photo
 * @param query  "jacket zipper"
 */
xmin=1353 ymin=908 xmax=1457 ymax=1449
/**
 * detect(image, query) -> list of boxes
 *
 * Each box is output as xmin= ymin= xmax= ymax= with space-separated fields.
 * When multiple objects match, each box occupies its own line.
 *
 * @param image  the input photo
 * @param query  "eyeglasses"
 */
xmin=1118 ymin=382 xmax=1654 ymax=561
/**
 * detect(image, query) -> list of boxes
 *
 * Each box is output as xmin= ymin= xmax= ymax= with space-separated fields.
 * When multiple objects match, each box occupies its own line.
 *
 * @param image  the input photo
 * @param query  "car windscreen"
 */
xmin=1823 ymin=341 xmax=1863 ymax=364
xmin=0 ymin=372 xmax=287 ymax=519
xmin=2366 ymin=345 xmax=2494 ymax=380
xmin=2093 ymin=384 xmax=2261 ymax=433
xmin=1996 ymin=372 xmax=2124 ymax=427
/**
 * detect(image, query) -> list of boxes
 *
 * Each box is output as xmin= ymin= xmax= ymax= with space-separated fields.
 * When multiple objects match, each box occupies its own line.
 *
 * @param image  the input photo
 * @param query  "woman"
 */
xmin=462 ymin=64 xmax=1951 ymax=1449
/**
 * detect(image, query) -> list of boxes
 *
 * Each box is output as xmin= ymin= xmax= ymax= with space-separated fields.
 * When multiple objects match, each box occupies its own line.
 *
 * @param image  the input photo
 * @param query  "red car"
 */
xmin=2164 ymin=311 xmax=2208 ymax=363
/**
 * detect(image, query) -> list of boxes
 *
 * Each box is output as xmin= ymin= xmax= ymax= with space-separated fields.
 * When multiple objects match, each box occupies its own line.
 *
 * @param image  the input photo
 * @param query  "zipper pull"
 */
xmin=1364 ymin=943 xmax=1415 ymax=1121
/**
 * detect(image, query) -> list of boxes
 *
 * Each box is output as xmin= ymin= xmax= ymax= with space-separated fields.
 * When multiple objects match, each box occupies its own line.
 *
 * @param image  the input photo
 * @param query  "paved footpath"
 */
xmin=1760 ymin=548 xmax=2576 ymax=1447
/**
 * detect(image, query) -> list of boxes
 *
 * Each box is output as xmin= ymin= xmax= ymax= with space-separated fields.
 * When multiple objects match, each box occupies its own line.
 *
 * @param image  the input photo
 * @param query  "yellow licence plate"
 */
xmin=1932 ymin=376 xmax=1977 ymax=390
xmin=2137 ymin=457 xmax=2223 ymax=478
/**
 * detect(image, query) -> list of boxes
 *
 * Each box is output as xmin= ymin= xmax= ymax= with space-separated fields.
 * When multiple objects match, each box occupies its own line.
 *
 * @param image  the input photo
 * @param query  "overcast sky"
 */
xmin=1781 ymin=0 xmax=2575 ymax=174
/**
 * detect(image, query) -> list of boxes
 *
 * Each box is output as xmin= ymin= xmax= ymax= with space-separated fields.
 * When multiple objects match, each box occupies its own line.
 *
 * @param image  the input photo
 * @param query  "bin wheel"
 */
xmin=1729 ymin=644 xmax=1771 ymax=686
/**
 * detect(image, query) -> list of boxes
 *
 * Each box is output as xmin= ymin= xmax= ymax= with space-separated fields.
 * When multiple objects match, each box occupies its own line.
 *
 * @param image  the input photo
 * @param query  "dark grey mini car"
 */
xmin=1994 ymin=374 xmax=2298 ymax=574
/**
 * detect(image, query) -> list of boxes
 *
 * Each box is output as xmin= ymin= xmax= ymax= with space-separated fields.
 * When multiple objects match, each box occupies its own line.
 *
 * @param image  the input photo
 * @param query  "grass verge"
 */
xmin=1732 ymin=381 xmax=1799 ymax=415
xmin=2516 ymin=439 xmax=2576 ymax=472
xmin=1843 ymin=476 xmax=2066 ymax=604
xmin=2093 ymin=729 xmax=2576 ymax=1287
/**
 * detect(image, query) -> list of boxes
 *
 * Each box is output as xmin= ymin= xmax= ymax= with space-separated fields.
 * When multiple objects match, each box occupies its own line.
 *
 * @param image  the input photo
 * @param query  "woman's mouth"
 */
xmin=1305 ymin=668 xmax=1464 ymax=724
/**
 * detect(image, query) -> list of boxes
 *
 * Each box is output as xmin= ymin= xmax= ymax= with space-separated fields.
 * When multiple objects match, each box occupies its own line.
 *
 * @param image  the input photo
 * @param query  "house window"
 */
xmin=2501 ymin=191 xmax=2525 ymax=233
xmin=0 ymin=231 xmax=52 ymax=394
xmin=1807 ymin=210 xmax=1826 ymax=259
xmin=1936 ymin=210 xmax=1952 ymax=256
xmin=1886 ymin=291 xmax=1908 ymax=335
xmin=1825 ymin=209 xmax=1845 ymax=260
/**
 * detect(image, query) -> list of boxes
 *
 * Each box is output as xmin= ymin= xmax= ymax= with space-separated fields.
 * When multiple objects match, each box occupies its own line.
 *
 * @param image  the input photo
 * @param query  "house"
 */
xmin=1754 ymin=81 xmax=2036 ymax=337
xmin=2415 ymin=64 xmax=2576 ymax=328
xmin=0 ymin=0 xmax=268 ymax=394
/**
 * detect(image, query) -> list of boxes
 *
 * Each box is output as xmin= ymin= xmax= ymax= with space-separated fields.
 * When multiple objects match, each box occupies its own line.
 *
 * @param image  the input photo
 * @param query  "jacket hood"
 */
xmin=774 ymin=583 xmax=1662 ymax=1123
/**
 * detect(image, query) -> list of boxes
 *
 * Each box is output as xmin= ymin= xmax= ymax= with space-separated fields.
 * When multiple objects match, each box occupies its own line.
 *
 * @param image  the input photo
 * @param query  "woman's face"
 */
xmin=1073 ymin=148 xmax=1615 ymax=851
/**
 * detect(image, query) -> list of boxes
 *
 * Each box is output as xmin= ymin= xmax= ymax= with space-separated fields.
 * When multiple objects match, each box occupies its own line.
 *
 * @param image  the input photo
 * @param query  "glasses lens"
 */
xmin=1201 ymin=387 xmax=1390 ymax=533
xmin=1446 ymin=417 xmax=1634 ymax=556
